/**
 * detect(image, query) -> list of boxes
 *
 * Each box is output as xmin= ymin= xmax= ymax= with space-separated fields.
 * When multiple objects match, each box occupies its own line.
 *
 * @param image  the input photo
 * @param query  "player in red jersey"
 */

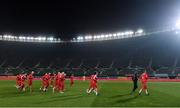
xmin=139 ymin=70 xmax=149 ymax=95
xmin=19 ymin=73 xmax=27 ymax=92
xmin=46 ymin=73 xmax=51 ymax=88
xmin=15 ymin=73 xmax=21 ymax=89
xmin=53 ymin=72 xmax=61 ymax=93
xmin=27 ymin=71 xmax=34 ymax=94
xmin=50 ymin=73 xmax=56 ymax=87
xmin=40 ymin=73 xmax=49 ymax=92
xmin=59 ymin=72 xmax=66 ymax=93
xmin=70 ymin=74 xmax=74 ymax=87
xmin=86 ymin=72 xmax=98 ymax=96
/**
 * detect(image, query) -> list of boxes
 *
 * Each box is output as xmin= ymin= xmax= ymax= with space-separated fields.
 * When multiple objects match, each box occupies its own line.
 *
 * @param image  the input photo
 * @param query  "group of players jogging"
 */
xmin=15 ymin=70 xmax=149 ymax=96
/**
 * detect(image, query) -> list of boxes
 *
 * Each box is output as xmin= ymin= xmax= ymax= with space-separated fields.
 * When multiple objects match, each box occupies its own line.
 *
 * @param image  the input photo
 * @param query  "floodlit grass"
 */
xmin=0 ymin=80 xmax=180 ymax=107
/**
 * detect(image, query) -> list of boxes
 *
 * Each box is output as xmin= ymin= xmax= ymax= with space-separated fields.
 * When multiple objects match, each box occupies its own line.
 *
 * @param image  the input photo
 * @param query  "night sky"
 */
xmin=0 ymin=0 xmax=180 ymax=39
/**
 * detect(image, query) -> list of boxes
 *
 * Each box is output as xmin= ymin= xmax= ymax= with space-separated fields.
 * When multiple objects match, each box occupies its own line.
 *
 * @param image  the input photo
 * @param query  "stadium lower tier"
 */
xmin=0 ymin=66 xmax=179 ymax=78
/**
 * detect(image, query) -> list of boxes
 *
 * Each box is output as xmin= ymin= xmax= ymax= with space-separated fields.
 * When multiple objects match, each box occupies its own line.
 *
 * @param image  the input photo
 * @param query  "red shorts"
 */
xmin=28 ymin=80 xmax=32 ymax=86
xmin=51 ymin=80 xmax=54 ymax=85
xmin=70 ymin=81 xmax=74 ymax=85
xmin=55 ymin=80 xmax=59 ymax=87
xmin=141 ymin=82 xmax=147 ymax=89
xmin=59 ymin=82 xmax=64 ymax=91
xmin=42 ymin=81 xmax=49 ymax=87
xmin=20 ymin=83 xmax=24 ymax=89
xmin=89 ymin=83 xmax=97 ymax=89
xmin=17 ymin=81 xmax=21 ymax=86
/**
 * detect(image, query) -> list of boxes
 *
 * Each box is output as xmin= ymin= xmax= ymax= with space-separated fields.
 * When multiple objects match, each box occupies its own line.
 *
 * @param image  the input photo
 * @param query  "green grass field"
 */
xmin=0 ymin=80 xmax=180 ymax=107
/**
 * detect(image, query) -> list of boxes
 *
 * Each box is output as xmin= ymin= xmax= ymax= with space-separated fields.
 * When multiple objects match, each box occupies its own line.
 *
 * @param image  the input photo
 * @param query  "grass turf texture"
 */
xmin=0 ymin=80 xmax=180 ymax=107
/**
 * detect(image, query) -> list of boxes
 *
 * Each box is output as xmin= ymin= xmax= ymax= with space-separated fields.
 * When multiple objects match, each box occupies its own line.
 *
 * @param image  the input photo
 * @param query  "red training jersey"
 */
xmin=141 ymin=73 xmax=148 ymax=83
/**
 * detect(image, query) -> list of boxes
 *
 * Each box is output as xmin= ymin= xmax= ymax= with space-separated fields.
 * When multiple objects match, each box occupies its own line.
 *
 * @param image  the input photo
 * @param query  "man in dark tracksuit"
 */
xmin=131 ymin=72 xmax=138 ymax=94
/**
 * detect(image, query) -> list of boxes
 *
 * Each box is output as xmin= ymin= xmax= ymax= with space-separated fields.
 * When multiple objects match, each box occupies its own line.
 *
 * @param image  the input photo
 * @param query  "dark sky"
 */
xmin=0 ymin=0 xmax=180 ymax=39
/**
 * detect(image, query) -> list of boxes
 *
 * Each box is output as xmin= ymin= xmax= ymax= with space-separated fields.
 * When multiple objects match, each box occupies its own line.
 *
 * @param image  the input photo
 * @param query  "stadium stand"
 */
xmin=0 ymin=31 xmax=180 ymax=78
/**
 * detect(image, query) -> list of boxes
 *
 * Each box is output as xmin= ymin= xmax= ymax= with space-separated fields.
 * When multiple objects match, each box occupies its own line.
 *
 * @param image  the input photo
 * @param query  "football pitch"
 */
xmin=0 ymin=80 xmax=180 ymax=107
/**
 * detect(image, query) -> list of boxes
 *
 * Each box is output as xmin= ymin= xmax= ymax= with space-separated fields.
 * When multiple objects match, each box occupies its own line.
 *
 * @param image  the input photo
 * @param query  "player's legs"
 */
xmin=50 ymin=80 xmax=54 ymax=87
xmin=143 ymin=83 xmax=149 ymax=95
xmin=87 ymin=85 xmax=93 ymax=94
xmin=44 ymin=83 xmax=49 ymax=91
xmin=70 ymin=81 xmax=74 ymax=87
xmin=59 ymin=83 xmax=64 ymax=93
xmin=28 ymin=81 xmax=33 ymax=94
xmin=29 ymin=85 xmax=32 ymax=94
xmin=53 ymin=85 xmax=57 ymax=93
xmin=45 ymin=82 xmax=49 ymax=91
xmin=139 ymin=82 xmax=144 ymax=95
xmin=93 ymin=84 xmax=98 ymax=96
xmin=139 ymin=82 xmax=149 ymax=95
xmin=15 ymin=82 xmax=21 ymax=89
xmin=40 ymin=81 xmax=44 ymax=91
xmin=29 ymin=83 xmax=32 ymax=94
xmin=61 ymin=84 xmax=64 ymax=92
xmin=87 ymin=84 xmax=93 ymax=94
xmin=19 ymin=83 xmax=25 ymax=92
xmin=58 ymin=83 xmax=62 ymax=93
xmin=131 ymin=82 xmax=138 ymax=94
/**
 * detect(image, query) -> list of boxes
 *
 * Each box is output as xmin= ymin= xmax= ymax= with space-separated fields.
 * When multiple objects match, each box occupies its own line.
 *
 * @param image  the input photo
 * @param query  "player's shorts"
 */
xmin=44 ymin=82 xmax=49 ymax=88
xmin=17 ymin=81 xmax=21 ymax=86
xmin=43 ymin=81 xmax=46 ymax=86
xmin=141 ymin=82 xmax=147 ymax=89
xmin=51 ymin=80 xmax=54 ymax=85
xmin=58 ymin=82 xmax=62 ymax=89
xmin=28 ymin=80 xmax=32 ymax=86
xmin=20 ymin=83 xmax=25 ymax=89
xmin=60 ymin=84 xmax=64 ymax=91
xmin=70 ymin=81 xmax=74 ymax=85
xmin=89 ymin=83 xmax=97 ymax=89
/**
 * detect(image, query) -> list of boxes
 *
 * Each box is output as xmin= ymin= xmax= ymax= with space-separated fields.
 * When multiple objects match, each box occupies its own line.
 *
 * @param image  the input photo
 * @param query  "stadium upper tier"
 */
xmin=0 ymin=31 xmax=180 ymax=76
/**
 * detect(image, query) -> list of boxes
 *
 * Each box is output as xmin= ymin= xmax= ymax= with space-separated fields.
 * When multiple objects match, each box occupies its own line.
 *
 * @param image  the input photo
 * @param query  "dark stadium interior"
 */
xmin=0 ymin=31 xmax=180 ymax=77
xmin=1 ymin=0 xmax=180 ymax=107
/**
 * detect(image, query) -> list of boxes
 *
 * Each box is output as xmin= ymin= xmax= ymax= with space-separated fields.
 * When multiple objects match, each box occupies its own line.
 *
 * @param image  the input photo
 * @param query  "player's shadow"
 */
xmin=110 ymin=95 xmax=139 ymax=105
xmin=109 ymin=93 xmax=131 ymax=98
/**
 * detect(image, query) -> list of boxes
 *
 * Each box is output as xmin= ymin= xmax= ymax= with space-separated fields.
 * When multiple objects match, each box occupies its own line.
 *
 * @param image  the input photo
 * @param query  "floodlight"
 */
xmin=85 ymin=36 xmax=89 ymax=40
xmin=27 ymin=37 xmax=32 ymax=40
xmin=124 ymin=31 xmax=130 ymax=35
xmin=129 ymin=31 xmax=134 ymax=35
xmin=47 ymin=37 xmax=54 ymax=41
xmin=97 ymin=35 xmax=101 ymax=39
xmin=136 ymin=29 xmax=144 ymax=34
xmin=108 ymin=34 xmax=113 ymax=37
xmin=88 ymin=36 xmax=92 ymax=39
xmin=19 ymin=36 xmax=26 ymax=40
xmin=105 ymin=34 xmax=109 ymax=38
xmin=117 ymin=33 xmax=121 ymax=36
xmin=176 ymin=19 xmax=180 ymax=29
xmin=113 ymin=34 xmax=117 ymax=37
xmin=77 ymin=36 xmax=83 ymax=40
xmin=100 ymin=35 xmax=105 ymax=38
xmin=93 ymin=36 xmax=97 ymax=39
